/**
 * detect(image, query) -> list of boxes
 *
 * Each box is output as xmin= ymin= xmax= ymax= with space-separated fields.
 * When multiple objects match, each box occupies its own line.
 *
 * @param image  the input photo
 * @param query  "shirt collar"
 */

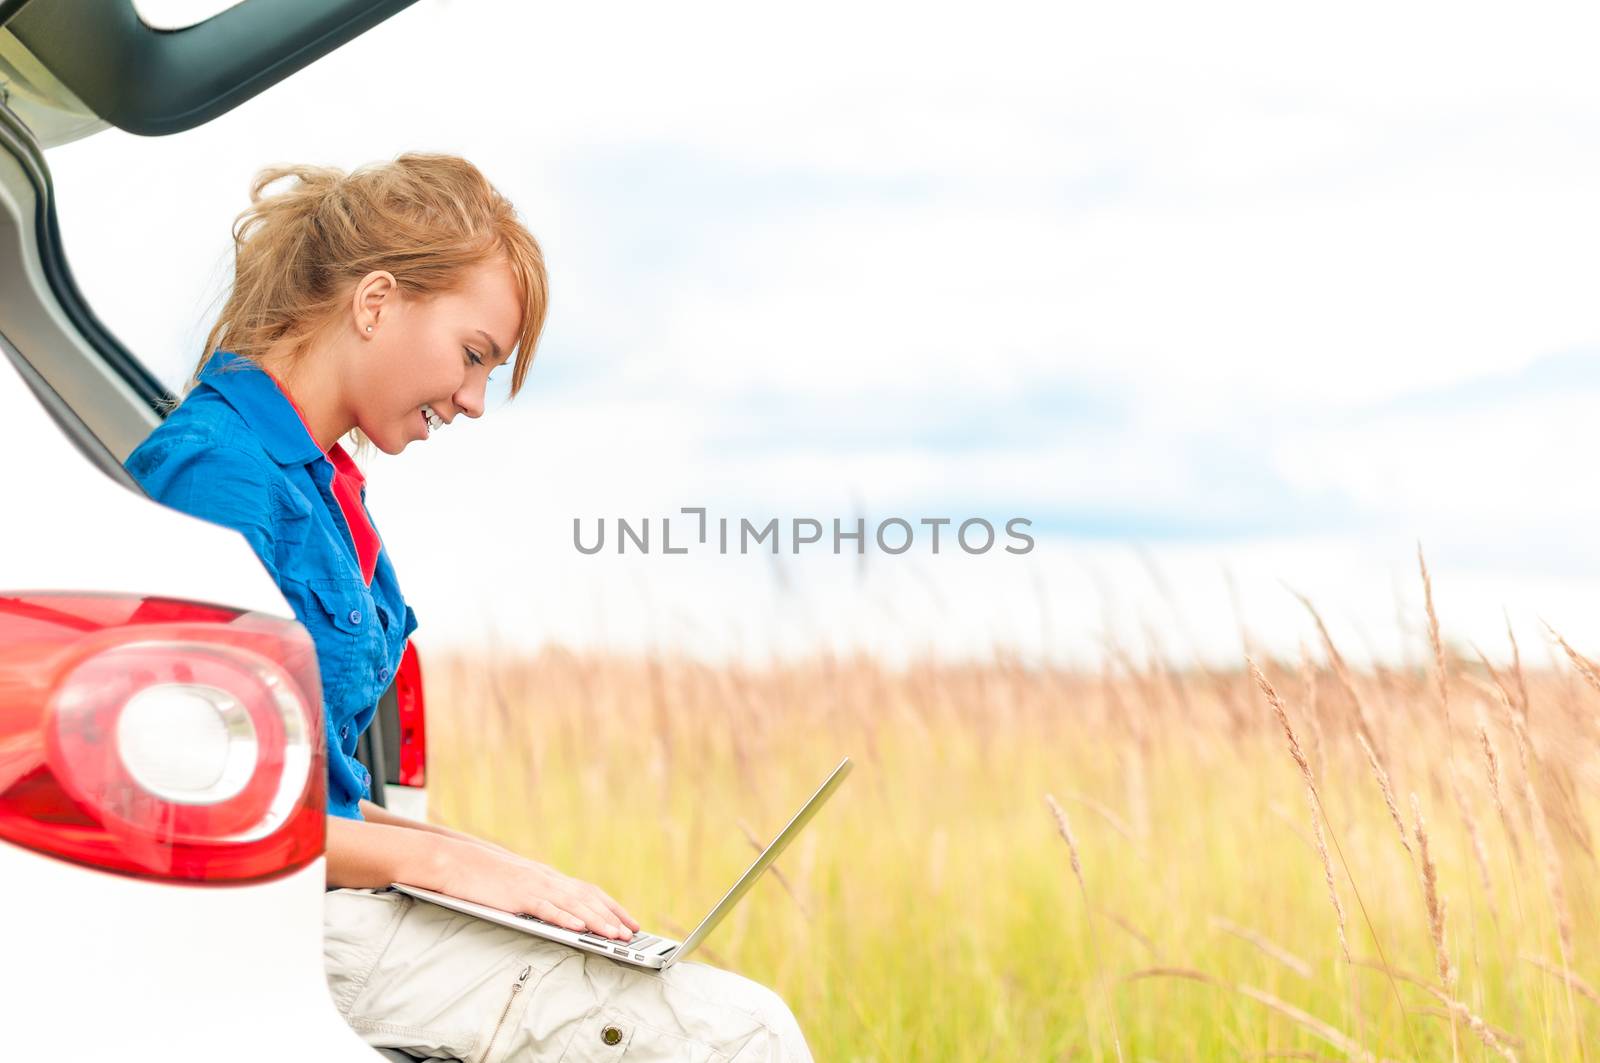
xmin=327 ymin=436 xmax=366 ymax=488
xmin=198 ymin=350 xmax=328 ymax=468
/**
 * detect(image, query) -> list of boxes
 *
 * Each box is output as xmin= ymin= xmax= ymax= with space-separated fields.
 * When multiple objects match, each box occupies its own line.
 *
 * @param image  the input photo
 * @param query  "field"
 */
xmin=424 ymin=570 xmax=1600 ymax=1061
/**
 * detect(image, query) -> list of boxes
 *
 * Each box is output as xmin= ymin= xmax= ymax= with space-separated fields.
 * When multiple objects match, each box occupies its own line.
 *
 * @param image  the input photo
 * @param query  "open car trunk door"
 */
xmin=2 ymin=0 xmax=419 ymax=138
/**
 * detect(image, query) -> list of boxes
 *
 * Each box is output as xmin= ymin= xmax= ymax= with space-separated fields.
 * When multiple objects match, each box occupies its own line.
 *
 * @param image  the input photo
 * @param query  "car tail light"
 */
xmin=394 ymin=639 xmax=425 ymax=787
xmin=0 ymin=592 xmax=324 ymax=884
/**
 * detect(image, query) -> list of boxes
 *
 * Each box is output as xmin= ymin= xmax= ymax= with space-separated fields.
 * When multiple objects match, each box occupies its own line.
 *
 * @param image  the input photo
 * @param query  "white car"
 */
xmin=0 ymin=3 xmax=431 ymax=1059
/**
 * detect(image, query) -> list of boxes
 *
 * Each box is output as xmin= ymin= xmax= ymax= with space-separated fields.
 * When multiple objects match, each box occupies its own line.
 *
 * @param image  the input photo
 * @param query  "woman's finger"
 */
xmin=526 ymin=867 xmax=632 ymax=937
xmin=589 ymin=884 xmax=641 ymax=931
xmin=548 ymin=874 xmax=626 ymax=933
xmin=529 ymin=895 xmax=585 ymax=931
xmin=547 ymin=884 xmax=619 ymax=936
xmin=577 ymin=898 xmax=627 ymax=937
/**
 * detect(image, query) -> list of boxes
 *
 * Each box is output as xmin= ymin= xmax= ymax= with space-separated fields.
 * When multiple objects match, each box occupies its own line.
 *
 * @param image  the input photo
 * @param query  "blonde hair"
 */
xmin=178 ymin=152 xmax=548 ymax=420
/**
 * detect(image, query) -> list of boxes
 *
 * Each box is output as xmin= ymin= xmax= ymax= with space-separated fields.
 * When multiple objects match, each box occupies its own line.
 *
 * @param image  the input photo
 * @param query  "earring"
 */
xmin=366 ymin=325 xmax=373 ymax=332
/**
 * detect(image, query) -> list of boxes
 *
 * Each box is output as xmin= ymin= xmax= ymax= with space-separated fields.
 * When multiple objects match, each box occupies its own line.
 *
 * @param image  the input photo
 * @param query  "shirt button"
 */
xmin=379 ymin=666 xmax=390 ymax=682
xmin=339 ymin=723 xmax=350 ymax=740
xmin=348 ymin=609 xmax=362 ymax=625
xmin=601 ymin=1025 xmax=623 ymax=1046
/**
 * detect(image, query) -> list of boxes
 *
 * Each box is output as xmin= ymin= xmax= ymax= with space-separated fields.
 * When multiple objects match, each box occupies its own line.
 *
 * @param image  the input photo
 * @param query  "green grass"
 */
xmin=424 ymin=648 xmax=1599 ymax=1061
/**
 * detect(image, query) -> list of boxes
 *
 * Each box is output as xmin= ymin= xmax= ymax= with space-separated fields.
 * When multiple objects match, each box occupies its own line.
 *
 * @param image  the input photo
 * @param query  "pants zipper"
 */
xmin=481 ymin=963 xmax=533 ymax=1063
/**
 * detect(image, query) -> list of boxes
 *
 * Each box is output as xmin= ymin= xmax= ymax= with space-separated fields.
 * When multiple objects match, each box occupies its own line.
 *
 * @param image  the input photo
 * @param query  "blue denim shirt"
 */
xmin=124 ymin=350 xmax=418 ymax=821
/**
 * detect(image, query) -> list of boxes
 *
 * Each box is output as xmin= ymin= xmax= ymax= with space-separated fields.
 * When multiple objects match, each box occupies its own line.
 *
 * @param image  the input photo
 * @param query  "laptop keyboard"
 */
xmin=517 ymin=913 xmax=662 ymax=951
xmin=583 ymin=930 xmax=662 ymax=951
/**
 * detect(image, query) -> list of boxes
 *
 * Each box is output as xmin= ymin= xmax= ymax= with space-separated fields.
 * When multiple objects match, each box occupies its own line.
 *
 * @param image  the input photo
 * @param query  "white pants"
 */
xmin=323 ymin=887 xmax=814 ymax=1063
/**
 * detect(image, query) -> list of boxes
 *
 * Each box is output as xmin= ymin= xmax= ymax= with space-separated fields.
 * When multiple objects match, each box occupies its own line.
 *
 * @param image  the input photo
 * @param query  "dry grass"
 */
xmin=421 ymin=576 xmax=1600 ymax=1060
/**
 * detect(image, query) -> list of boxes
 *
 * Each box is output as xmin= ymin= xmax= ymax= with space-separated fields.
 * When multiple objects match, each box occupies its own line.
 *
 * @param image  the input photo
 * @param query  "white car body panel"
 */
xmin=383 ymin=784 xmax=428 ymax=823
xmin=0 ymin=346 xmax=293 ymax=618
xmin=0 ymin=845 xmax=377 ymax=1058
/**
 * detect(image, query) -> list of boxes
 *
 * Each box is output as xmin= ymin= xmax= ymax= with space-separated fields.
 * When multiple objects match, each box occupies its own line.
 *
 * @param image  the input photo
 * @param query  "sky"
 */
xmin=39 ymin=0 xmax=1600 ymax=668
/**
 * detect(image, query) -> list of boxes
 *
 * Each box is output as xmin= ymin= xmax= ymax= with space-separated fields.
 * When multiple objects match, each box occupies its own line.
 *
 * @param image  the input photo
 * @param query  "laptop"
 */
xmin=391 ymin=756 xmax=852 ymax=970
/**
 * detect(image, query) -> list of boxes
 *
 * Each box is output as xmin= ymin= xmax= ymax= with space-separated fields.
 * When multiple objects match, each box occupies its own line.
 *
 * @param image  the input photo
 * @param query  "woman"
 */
xmin=124 ymin=153 xmax=812 ymax=1063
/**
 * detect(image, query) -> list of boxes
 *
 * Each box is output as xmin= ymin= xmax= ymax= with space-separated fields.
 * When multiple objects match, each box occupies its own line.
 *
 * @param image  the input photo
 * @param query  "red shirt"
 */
xmin=263 ymin=369 xmax=381 ymax=585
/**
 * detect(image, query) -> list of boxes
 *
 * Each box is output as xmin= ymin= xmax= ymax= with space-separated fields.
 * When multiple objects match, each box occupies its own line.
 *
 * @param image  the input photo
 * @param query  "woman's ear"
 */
xmin=352 ymin=269 xmax=399 ymax=335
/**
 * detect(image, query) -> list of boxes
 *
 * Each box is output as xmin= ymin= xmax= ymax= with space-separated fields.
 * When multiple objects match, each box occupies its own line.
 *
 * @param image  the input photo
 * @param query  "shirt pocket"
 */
xmin=289 ymin=576 xmax=378 ymax=715
xmin=309 ymin=576 xmax=374 ymax=635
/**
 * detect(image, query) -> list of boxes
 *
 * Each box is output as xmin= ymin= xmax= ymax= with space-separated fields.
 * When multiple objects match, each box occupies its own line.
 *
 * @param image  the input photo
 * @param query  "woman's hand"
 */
xmin=434 ymin=837 xmax=641 ymax=940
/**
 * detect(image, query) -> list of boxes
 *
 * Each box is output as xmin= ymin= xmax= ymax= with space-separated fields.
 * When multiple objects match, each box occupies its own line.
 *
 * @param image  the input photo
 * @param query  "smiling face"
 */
xmin=348 ymin=255 xmax=523 ymax=454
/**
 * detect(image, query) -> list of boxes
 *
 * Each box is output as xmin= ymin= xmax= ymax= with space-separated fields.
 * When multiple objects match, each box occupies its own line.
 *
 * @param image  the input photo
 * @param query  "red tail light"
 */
xmin=394 ymin=639 xmax=425 ymax=787
xmin=0 ymin=593 xmax=324 ymax=884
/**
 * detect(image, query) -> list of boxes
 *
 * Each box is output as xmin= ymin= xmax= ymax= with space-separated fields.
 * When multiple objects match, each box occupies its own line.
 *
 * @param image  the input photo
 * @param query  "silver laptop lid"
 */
xmin=667 ymin=756 xmax=853 ymax=968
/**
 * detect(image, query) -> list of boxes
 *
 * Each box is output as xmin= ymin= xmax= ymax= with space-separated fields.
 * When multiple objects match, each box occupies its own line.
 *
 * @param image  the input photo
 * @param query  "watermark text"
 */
xmin=573 ymin=509 xmax=1034 ymax=556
